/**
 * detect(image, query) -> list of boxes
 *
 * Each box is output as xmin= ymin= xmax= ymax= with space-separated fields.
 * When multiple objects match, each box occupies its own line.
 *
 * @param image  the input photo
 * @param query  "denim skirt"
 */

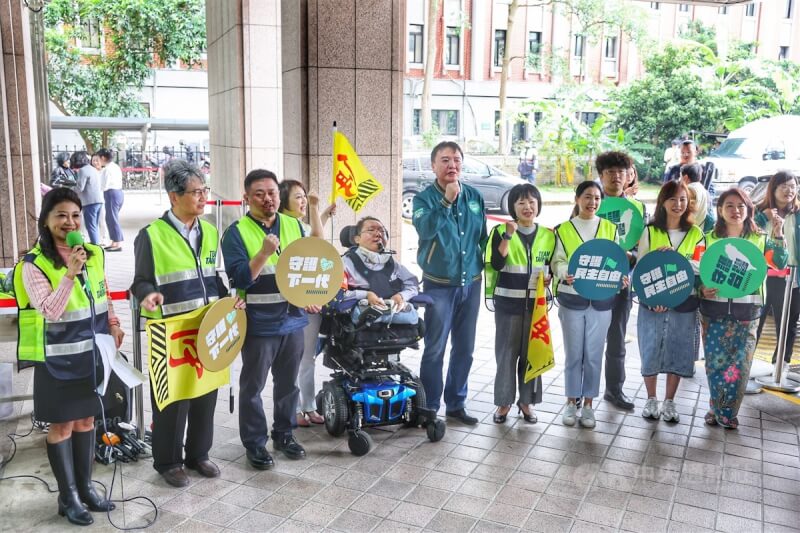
xmin=637 ymin=306 xmax=699 ymax=377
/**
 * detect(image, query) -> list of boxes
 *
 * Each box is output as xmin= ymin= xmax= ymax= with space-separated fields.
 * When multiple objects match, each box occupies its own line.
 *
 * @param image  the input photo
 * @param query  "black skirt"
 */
xmin=33 ymin=361 xmax=103 ymax=423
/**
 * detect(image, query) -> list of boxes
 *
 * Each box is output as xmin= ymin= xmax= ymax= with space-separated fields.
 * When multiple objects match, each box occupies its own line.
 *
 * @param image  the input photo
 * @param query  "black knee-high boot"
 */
xmin=72 ymin=430 xmax=115 ymax=512
xmin=46 ymin=439 xmax=94 ymax=526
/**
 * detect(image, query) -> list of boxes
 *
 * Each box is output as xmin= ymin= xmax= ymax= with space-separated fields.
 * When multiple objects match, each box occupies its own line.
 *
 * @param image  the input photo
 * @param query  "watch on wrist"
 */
xmin=501 ymin=232 xmax=512 ymax=241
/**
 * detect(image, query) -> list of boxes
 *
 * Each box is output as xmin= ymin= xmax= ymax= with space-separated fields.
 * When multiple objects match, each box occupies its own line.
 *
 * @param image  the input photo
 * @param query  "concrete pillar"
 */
xmin=206 ymin=0 xmax=284 ymax=226
xmin=0 ymin=1 xmax=42 ymax=267
xmin=282 ymin=0 xmax=406 ymax=248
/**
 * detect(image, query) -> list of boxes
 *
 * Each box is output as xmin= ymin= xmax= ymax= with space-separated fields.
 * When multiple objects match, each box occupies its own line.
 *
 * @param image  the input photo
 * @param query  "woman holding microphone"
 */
xmin=700 ymin=188 xmax=787 ymax=429
xmin=551 ymin=181 xmax=626 ymax=428
xmin=14 ymin=188 xmax=123 ymax=525
xmin=636 ymin=181 xmax=704 ymax=423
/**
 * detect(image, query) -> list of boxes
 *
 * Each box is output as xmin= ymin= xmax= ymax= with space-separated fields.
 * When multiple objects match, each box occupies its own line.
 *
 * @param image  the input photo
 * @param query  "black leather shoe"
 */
xmin=246 ymin=447 xmax=275 ymax=470
xmin=161 ymin=467 xmax=190 ymax=488
xmin=445 ymin=409 xmax=479 ymax=426
xmin=273 ymin=435 xmax=306 ymax=460
xmin=186 ymin=459 xmax=220 ymax=478
xmin=604 ymin=391 xmax=635 ymax=410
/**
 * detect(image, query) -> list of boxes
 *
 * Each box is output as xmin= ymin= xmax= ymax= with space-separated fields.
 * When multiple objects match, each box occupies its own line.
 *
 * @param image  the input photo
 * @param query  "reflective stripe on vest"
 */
xmin=647 ymin=225 xmax=704 ymax=260
xmin=703 ymin=231 xmax=766 ymax=305
xmin=553 ymin=218 xmax=617 ymax=296
xmin=484 ymin=224 xmax=555 ymax=306
xmin=232 ymin=213 xmax=303 ymax=310
xmin=14 ymin=243 xmax=109 ymax=365
xmin=142 ymin=217 xmax=219 ymax=319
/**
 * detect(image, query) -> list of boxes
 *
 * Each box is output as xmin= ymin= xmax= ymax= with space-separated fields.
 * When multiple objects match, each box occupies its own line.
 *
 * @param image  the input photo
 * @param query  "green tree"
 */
xmin=44 ymin=0 xmax=206 ymax=151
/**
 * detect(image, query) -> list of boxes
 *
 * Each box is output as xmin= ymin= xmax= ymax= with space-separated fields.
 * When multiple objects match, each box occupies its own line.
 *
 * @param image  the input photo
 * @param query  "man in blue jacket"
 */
xmin=413 ymin=141 xmax=488 ymax=425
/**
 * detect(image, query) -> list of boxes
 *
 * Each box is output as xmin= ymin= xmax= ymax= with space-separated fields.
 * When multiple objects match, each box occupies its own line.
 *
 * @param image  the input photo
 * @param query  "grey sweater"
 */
xmin=72 ymin=165 xmax=104 ymax=205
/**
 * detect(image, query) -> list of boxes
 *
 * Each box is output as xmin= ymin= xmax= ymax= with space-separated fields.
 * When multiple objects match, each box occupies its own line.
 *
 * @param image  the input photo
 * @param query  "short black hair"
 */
xmin=244 ymin=169 xmax=279 ymax=191
xmin=355 ymin=216 xmax=384 ymax=236
xmin=69 ymin=151 xmax=91 ymax=169
xmin=595 ymin=151 xmax=633 ymax=175
xmin=430 ymin=141 xmax=464 ymax=163
xmin=681 ymin=139 xmax=697 ymax=147
xmin=507 ymin=183 xmax=543 ymax=219
xmin=680 ymin=163 xmax=702 ymax=183
xmin=96 ymin=148 xmax=113 ymax=161
xmin=278 ymin=179 xmax=305 ymax=214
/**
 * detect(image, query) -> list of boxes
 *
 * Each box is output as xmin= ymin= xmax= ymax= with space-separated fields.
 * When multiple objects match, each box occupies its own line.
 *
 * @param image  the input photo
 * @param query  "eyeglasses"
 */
xmin=602 ymin=168 xmax=626 ymax=176
xmin=183 ymin=187 xmax=211 ymax=198
xmin=777 ymin=183 xmax=797 ymax=192
xmin=361 ymin=227 xmax=388 ymax=237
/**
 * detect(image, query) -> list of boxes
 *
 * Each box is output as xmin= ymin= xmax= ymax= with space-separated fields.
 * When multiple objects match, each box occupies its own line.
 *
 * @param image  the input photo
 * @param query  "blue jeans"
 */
xmin=103 ymin=189 xmax=125 ymax=242
xmin=419 ymin=279 xmax=481 ymax=412
xmin=82 ymin=203 xmax=103 ymax=244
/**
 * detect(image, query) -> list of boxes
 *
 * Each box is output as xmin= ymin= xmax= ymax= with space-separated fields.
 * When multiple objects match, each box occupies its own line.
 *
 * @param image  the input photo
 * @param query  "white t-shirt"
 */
xmin=102 ymin=161 xmax=123 ymax=191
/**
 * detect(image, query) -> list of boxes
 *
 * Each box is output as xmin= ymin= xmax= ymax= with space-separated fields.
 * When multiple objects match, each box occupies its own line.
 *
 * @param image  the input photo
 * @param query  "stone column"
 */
xmin=283 ymin=0 xmax=406 ymax=249
xmin=0 ymin=2 xmax=42 ymax=267
xmin=206 ymin=0 xmax=284 ymax=228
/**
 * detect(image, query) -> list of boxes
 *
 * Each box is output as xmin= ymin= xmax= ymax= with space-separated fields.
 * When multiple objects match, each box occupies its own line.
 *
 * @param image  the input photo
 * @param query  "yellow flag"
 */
xmin=332 ymin=131 xmax=383 ymax=212
xmin=525 ymin=272 xmax=555 ymax=382
xmin=146 ymin=303 xmax=230 ymax=411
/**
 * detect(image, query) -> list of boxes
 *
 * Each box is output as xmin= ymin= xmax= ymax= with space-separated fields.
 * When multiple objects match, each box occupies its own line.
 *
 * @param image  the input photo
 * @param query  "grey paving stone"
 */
xmin=333 ymin=469 xmax=379 ymax=491
xmin=312 ymin=485 xmax=362 ymax=508
xmin=228 ymin=509 xmax=284 ymax=533
xmin=621 ymin=510 xmax=668 ymax=533
xmin=534 ymin=493 xmax=581 ymax=518
xmin=403 ymin=485 xmax=451 ymax=509
xmin=386 ymin=501 xmax=438 ymax=528
xmin=425 ymin=510 xmax=477 ymax=533
xmin=508 ymin=470 xmax=551 ymax=492
xmin=471 ymin=519 xmax=519 ymax=532
xmin=626 ymin=493 xmax=671 ymax=518
xmin=763 ymin=488 xmax=800 ymax=510
xmin=576 ymin=501 xmax=624 ymax=528
xmin=715 ymin=512 xmax=763 ymax=533
xmin=470 ymin=462 xmax=514 ymax=484
xmin=483 ymin=500 xmax=532 ymax=527
xmin=496 ymin=485 xmax=541 ymax=508
xmin=277 ymin=518 xmax=323 ymax=532
xmin=170 ymin=518 xmax=225 ymax=533
xmin=278 ymin=477 xmax=327 ymax=499
xmin=420 ymin=470 xmax=465 ymax=491
xmin=350 ymin=493 xmax=398 ymax=518
xmin=368 ymin=478 xmax=414 ymax=500
xmin=456 ymin=478 xmax=502 ymax=499
xmin=290 ymin=501 xmax=343 ymax=528
xmin=327 ymin=510 xmax=381 ymax=532
xmin=447 ymin=444 xmax=490 ymax=463
xmin=673 ymin=487 xmax=718 ymax=511
xmin=523 ymin=510 xmax=573 ymax=533
xmin=435 ymin=456 xmax=478 ymax=476
xmin=442 ymin=493 xmax=490 ymax=518
xmin=193 ymin=500 xmax=248 ymax=526
xmin=161 ymin=491 xmax=216 ymax=517
xmin=671 ymin=502 xmax=717 ymax=529
xmin=219 ymin=484 xmax=272 ymax=509
xmin=763 ymin=504 xmax=800 ymax=528
xmin=256 ymin=492 xmax=307 ymax=518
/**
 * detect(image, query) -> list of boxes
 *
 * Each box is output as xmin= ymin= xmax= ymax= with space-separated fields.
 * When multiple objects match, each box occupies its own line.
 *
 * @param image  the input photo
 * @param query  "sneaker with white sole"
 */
xmin=562 ymin=401 xmax=578 ymax=426
xmin=579 ymin=406 xmax=596 ymax=428
xmin=642 ymin=397 xmax=661 ymax=419
xmin=661 ymin=399 xmax=679 ymax=422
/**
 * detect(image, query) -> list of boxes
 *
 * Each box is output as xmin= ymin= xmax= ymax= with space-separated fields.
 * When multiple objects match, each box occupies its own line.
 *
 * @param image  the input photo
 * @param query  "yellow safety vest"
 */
xmin=554 ymin=218 xmax=617 ymax=296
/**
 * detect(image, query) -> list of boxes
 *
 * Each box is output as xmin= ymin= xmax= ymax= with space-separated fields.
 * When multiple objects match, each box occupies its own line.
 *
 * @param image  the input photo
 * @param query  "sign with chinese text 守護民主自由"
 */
xmin=567 ymin=239 xmax=629 ymax=301
xmin=632 ymin=250 xmax=695 ymax=308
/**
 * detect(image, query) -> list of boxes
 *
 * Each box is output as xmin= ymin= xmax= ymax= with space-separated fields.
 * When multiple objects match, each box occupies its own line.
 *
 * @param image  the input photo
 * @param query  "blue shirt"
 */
xmin=221 ymin=213 xmax=308 ymax=336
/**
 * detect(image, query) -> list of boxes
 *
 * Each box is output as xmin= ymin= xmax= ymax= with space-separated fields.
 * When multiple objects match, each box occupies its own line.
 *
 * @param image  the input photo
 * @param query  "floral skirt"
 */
xmin=701 ymin=316 xmax=758 ymax=428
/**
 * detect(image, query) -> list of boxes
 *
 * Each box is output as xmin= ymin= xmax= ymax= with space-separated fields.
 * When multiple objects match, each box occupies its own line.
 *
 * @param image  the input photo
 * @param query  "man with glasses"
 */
xmin=413 ymin=141 xmax=488 ymax=425
xmin=131 ymin=159 xmax=228 ymax=487
xmin=221 ymin=169 xmax=313 ymax=469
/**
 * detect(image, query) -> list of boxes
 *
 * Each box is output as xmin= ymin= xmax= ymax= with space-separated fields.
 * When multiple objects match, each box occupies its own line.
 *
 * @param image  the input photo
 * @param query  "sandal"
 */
xmin=296 ymin=413 xmax=311 ymax=427
xmin=304 ymin=410 xmax=324 ymax=424
xmin=704 ymin=411 xmax=718 ymax=426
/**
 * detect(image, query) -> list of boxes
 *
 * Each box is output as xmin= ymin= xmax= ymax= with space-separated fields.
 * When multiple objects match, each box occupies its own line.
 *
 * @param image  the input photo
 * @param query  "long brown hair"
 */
xmin=755 ymin=171 xmax=799 ymax=215
xmin=714 ymin=188 xmax=759 ymax=238
xmin=651 ymin=181 xmax=694 ymax=232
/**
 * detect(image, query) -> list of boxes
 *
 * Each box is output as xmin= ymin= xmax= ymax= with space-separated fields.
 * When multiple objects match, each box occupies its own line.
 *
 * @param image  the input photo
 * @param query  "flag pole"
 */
xmin=330 ymin=121 xmax=337 ymax=245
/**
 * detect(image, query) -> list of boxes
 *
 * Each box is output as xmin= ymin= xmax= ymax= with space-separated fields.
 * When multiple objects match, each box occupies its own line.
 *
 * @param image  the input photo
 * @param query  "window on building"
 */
xmin=650 ymin=2 xmax=660 ymax=10
xmin=604 ymin=37 xmax=618 ymax=59
xmin=413 ymin=109 xmax=459 ymax=135
xmin=718 ymin=6 xmax=728 ymax=14
xmin=408 ymin=24 xmax=423 ymax=64
xmin=786 ymin=0 xmax=794 ymax=18
xmin=679 ymin=4 xmax=689 ymax=12
xmin=745 ymin=3 xmax=756 ymax=16
xmin=494 ymin=111 xmax=501 ymax=136
xmin=779 ymin=46 xmax=790 ymax=60
xmin=533 ymin=111 xmax=543 ymax=124
xmin=579 ymin=112 xmax=601 ymax=126
xmin=528 ymin=31 xmax=542 ymax=68
xmin=494 ymin=30 xmax=506 ymax=67
xmin=573 ymin=34 xmax=585 ymax=58
xmin=445 ymin=26 xmax=460 ymax=66
xmin=77 ymin=16 xmax=102 ymax=49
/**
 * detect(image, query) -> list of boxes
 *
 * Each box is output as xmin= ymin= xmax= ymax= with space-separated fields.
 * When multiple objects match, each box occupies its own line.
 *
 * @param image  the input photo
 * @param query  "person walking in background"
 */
xmin=551 ymin=181 xmax=625 ymax=428
xmin=277 ymin=179 xmax=336 ymax=427
xmin=755 ymin=171 xmax=800 ymax=367
xmin=663 ymin=139 xmax=680 ymax=179
xmin=69 ymin=151 xmax=104 ymax=245
xmin=485 ymin=183 xmax=554 ymax=424
xmin=50 ymin=152 xmax=76 ymax=188
xmin=517 ymin=145 xmax=538 ymax=184
xmin=636 ymin=181 xmax=704 ymax=423
xmin=97 ymin=148 xmax=125 ymax=252
xmin=699 ymin=188 xmax=787 ymax=429
xmin=413 ymin=141 xmax=488 ymax=426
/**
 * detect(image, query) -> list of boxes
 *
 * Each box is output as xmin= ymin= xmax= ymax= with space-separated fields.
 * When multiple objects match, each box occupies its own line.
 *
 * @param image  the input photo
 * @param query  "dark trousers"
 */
xmin=103 ymin=189 xmax=124 ymax=242
xmin=757 ymin=277 xmax=800 ymax=364
xmin=82 ymin=203 xmax=103 ymax=244
xmin=239 ymin=330 xmax=304 ymax=450
xmin=604 ymin=289 xmax=632 ymax=396
xmin=149 ymin=387 xmax=217 ymax=473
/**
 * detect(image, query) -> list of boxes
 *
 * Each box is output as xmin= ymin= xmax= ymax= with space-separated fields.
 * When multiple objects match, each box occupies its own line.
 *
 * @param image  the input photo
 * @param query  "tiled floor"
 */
xmin=1 ymin=193 xmax=799 ymax=532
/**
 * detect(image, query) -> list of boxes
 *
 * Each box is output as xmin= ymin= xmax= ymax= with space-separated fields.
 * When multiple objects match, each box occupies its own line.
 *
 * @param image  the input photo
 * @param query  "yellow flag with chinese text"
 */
xmin=525 ymin=272 xmax=555 ymax=382
xmin=332 ymin=131 xmax=383 ymax=212
xmin=146 ymin=303 xmax=230 ymax=411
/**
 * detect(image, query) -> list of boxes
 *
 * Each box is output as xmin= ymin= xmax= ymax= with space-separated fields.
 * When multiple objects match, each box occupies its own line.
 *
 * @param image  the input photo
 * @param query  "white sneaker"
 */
xmin=562 ymin=401 xmax=578 ymax=426
xmin=579 ymin=406 xmax=596 ymax=428
xmin=661 ymin=399 xmax=680 ymax=422
xmin=642 ymin=397 xmax=661 ymax=419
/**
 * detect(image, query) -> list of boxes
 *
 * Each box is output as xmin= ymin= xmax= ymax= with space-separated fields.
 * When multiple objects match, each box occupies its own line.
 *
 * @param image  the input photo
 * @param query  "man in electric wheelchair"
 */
xmin=315 ymin=217 xmax=446 ymax=456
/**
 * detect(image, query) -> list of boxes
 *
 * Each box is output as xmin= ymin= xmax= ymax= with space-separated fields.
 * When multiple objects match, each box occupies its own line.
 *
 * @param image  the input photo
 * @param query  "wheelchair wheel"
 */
xmin=403 ymin=383 xmax=427 ymax=428
xmin=426 ymin=419 xmax=446 ymax=443
xmin=321 ymin=381 xmax=348 ymax=437
xmin=348 ymin=430 xmax=373 ymax=456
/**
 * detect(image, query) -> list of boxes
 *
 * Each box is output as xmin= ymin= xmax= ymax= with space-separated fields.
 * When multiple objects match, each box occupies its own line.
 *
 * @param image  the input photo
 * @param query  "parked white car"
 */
xmin=702 ymin=115 xmax=800 ymax=196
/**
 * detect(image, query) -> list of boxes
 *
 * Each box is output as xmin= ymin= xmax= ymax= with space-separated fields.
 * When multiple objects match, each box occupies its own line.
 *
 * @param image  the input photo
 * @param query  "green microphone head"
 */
xmin=65 ymin=231 xmax=84 ymax=248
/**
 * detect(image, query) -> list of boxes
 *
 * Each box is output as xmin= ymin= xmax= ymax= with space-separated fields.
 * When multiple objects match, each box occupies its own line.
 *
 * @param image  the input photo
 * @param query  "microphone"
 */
xmin=376 ymin=242 xmax=396 ymax=255
xmin=65 ymin=231 xmax=91 ymax=295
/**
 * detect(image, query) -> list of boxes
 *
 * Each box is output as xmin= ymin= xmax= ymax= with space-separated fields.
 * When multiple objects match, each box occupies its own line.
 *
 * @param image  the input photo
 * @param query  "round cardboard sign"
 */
xmin=699 ymin=238 xmax=767 ymax=299
xmin=567 ymin=239 xmax=629 ymax=300
xmin=632 ymin=250 xmax=695 ymax=308
xmin=197 ymin=297 xmax=247 ymax=372
xmin=275 ymin=237 xmax=345 ymax=307
xmin=597 ymin=197 xmax=645 ymax=251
